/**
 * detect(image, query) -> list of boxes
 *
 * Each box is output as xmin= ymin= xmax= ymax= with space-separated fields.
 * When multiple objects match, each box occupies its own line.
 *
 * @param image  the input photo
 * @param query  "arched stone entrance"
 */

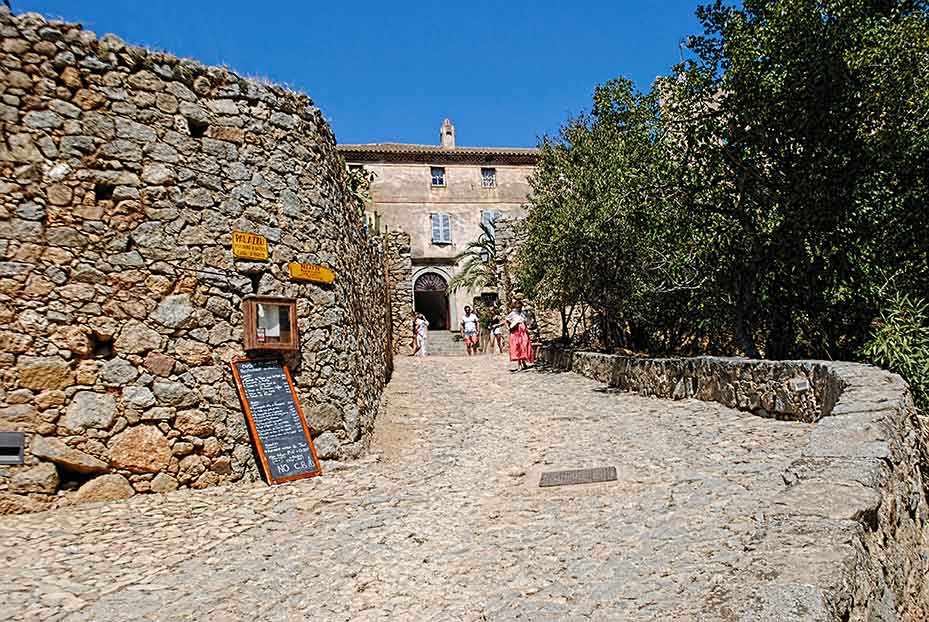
xmin=414 ymin=272 xmax=450 ymax=330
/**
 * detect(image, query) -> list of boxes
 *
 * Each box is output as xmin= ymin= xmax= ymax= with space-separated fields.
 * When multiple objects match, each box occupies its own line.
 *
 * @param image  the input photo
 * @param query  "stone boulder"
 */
xmin=10 ymin=462 xmax=58 ymax=494
xmin=29 ymin=436 xmax=108 ymax=474
xmin=61 ymin=391 xmax=117 ymax=432
xmin=108 ymin=425 xmax=171 ymax=473
xmin=74 ymin=474 xmax=135 ymax=504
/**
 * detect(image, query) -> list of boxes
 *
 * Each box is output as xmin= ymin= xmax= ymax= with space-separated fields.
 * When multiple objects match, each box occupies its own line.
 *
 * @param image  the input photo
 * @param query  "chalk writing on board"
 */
xmin=231 ymin=358 xmax=321 ymax=484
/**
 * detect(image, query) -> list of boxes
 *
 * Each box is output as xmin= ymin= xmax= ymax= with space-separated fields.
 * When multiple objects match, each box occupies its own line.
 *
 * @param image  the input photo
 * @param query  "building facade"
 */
xmin=338 ymin=120 xmax=538 ymax=332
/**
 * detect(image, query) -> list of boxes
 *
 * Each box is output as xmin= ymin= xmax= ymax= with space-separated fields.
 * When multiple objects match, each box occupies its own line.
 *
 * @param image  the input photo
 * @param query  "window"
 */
xmin=431 ymin=166 xmax=445 ymax=187
xmin=481 ymin=210 xmax=499 ymax=239
xmin=481 ymin=167 xmax=496 ymax=188
xmin=431 ymin=213 xmax=451 ymax=244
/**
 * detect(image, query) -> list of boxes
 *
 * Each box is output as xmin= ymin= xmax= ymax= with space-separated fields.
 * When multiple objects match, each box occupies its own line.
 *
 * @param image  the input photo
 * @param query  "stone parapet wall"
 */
xmin=0 ymin=10 xmax=390 ymax=512
xmin=540 ymin=346 xmax=929 ymax=621
xmin=384 ymin=231 xmax=412 ymax=354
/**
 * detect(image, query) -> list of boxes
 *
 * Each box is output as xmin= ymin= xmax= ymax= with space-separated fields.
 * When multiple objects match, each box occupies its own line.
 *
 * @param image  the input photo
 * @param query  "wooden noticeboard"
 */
xmin=230 ymin=358 xmax=321 ymax=484
xmin=231 ymin=231 xmax=269 ymax=261
xmin=288 ymin=262 xmax=335 ymax=284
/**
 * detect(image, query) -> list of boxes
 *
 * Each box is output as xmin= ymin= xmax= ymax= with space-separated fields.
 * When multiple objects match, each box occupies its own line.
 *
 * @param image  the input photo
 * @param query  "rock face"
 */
xmin=0 ymin=9 xmax=392 ymax=512
xmin=540 ymin=348 xmax=929 ymax=621
xmin=108 ymin=426 xmax=172 ymax=473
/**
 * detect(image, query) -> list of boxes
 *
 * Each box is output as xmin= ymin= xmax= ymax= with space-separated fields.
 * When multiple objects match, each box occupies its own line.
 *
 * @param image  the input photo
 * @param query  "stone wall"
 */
xmin=0 ymin=10 xmax=391 ymax=513
xmin=540 ymin=347 xmax=929 ymax=620
xmin=384 ymin=231 xmax=412 ymax=354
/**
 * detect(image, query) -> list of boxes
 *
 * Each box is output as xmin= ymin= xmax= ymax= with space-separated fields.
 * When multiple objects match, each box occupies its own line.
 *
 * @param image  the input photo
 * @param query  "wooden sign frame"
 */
xmin=230 ymin=357 xmax=322 ymax=484
xmin=242 ymin=295 xmax=299 ymax=352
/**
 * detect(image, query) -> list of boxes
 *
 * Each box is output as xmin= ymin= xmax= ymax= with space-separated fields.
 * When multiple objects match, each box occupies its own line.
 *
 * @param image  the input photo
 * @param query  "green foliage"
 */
xmin=521 ymin=78 xmax=722 ymax=352
xmin=519 ymin=0 xmax=929 ymax=364
xmin=447 ymin=221 xmax=497 ymax=294
xmin=863 ymin=294 xmax=929 ymax=409
xmin=346 ymin=166 xmax=375 ymax=215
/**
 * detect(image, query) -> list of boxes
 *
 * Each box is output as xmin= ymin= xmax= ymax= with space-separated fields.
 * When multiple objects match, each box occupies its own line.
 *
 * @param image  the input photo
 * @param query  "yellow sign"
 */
xmin=288 ymin=262 xmax=335 ymax=285
xmin=231 ymin=231 xmax=268 ymax=261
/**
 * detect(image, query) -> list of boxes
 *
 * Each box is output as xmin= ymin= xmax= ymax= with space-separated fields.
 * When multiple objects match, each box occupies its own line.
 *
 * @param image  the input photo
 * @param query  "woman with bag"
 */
xmin=506 ymin=298 xmax=534 ymax=370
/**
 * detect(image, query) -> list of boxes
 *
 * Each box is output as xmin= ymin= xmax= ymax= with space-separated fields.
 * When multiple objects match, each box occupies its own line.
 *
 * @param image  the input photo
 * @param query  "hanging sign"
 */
xmin=230 ymin=358 xmax=322 ymax=484
xmin=231 ymin=231 xmax=269 ymax=261
xmin=288 ymin=262 xmax=335 ymax=285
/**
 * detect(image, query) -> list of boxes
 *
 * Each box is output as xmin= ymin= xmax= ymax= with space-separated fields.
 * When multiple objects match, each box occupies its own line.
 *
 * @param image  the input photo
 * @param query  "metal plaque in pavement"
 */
xmin=539 ymin=466 xmax=617 ymax=488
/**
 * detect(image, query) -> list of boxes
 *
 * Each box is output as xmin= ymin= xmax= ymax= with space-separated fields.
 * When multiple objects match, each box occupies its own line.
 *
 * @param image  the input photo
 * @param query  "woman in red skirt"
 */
xmin=506 ymin=298 xmax=534 ymax=370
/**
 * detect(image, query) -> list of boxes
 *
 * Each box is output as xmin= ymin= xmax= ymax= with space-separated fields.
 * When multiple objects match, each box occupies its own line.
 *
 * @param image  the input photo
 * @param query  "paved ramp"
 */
xmin=0 ymin=355 xmax=813 ymax=621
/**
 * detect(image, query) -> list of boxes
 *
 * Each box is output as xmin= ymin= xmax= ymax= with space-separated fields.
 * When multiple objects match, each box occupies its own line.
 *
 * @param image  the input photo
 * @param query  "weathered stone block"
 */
xmin=30 ymin=436 xmax=108 ymax=474
xmin=61 ymin=391 xmax=117 ymax=433
xmin=114 ymin=320 xmax=162 ymax=354
xmin=17 ymin=356 xmax=73 ymax=390
xmin=109 ymin=425 xmax=172 ymax=473
xmin=313 ymin=431 xmax=340 ymax=460
xmin=150 ymin=294 xmax=194 ymax=329
xmin=10 ymin=462 xmax=58 ymax=494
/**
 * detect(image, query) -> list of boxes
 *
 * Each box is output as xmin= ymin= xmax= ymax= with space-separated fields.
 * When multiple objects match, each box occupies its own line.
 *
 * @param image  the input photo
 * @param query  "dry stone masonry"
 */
xmin=540 ymin=347 xmax=929 ymax=620
xmin=0 ymin=9 xmax=392 ymax=513
xmin=384 ymin=231 xmax=412 ymax=354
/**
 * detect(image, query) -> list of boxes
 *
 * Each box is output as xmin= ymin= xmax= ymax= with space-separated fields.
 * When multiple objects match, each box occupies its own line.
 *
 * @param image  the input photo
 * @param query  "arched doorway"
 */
xmin=414 ymin=272 xmax=450 ymax=331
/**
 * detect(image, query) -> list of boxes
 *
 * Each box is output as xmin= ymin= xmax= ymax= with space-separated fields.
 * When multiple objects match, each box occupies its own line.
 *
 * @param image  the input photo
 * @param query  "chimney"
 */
xmin=440 ymin=118 xmax=455 ymax=149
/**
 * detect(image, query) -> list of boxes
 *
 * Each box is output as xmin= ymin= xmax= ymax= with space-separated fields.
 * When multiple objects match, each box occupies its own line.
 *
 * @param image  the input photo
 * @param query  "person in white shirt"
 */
xmin=460 ymin=305 xmax=480 ymax=356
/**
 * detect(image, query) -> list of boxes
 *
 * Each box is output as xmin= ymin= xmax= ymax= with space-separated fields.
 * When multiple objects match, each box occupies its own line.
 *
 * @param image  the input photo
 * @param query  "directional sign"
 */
xmin=288 ymin=262 xmax=335 ymax=285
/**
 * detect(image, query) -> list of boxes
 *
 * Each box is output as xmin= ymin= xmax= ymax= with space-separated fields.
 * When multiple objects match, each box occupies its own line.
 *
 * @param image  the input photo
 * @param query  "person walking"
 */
xmin=414 ymin=313 xmax=429 ymax=356
xmin=506 ymin=299 xmax=534 ymax=370
xmin=460 ymin=305 xmax=480 ymax=356
xmin=490 ymin=312 xmax=505 ymax=354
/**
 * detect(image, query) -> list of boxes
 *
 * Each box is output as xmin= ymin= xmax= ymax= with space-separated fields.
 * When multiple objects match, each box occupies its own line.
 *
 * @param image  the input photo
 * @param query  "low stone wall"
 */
xmin=0 ymin=10 xmax=391 ymax=513
xmin=540 ymin=347 xmax=929 ymax=621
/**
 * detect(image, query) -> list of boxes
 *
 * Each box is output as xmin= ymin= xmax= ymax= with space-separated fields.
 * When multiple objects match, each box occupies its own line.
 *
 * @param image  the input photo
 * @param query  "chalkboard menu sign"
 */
xmin=231 ymin=358 xmax=322 ymax=484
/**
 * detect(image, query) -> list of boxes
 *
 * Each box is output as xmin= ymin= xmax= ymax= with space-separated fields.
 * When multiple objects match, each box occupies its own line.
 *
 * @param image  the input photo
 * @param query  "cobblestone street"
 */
xmin=1 ymin=354 xmax=813 ymax=621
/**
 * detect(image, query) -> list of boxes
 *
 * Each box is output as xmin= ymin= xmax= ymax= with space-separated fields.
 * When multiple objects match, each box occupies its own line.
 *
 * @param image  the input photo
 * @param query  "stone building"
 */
xmin=0 ymin=9 xmax=400 ymax=512
xmin=338 ymin=120 xmax=538 ymax=335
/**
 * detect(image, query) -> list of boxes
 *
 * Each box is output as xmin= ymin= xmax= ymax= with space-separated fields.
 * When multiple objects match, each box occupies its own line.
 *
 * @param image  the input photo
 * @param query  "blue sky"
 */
xmin=15 ymin=1 xmax=706 ymax=147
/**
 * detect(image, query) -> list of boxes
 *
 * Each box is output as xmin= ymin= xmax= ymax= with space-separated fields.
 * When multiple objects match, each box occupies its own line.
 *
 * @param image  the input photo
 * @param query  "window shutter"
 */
xmin=441 ymin=214 xmax=451 ymax=243
xmin=431 ymin=213 xmax=441 ymax=243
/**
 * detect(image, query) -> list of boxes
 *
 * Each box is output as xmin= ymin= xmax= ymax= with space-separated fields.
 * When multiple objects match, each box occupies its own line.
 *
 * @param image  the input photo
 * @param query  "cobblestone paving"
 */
xmin=1 ymin=355 xmax=813 ymax=621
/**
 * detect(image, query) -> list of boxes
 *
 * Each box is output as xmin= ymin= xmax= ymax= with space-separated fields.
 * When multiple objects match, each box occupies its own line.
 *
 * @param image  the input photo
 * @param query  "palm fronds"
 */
xmin=447 ymin=221 xmax=497 ymax=294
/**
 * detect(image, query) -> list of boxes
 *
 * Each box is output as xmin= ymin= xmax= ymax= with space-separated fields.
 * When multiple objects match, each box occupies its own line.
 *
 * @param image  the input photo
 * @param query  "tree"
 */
xmin=520 ymin=78 xmax=709 ymax=352
xmin=447 ymin=221 xmax=498 ymax=295
xmin=517 ymin=0 xmax=929 ymax=369
xmin=667 ymin=0 xmax=929 ymax=358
